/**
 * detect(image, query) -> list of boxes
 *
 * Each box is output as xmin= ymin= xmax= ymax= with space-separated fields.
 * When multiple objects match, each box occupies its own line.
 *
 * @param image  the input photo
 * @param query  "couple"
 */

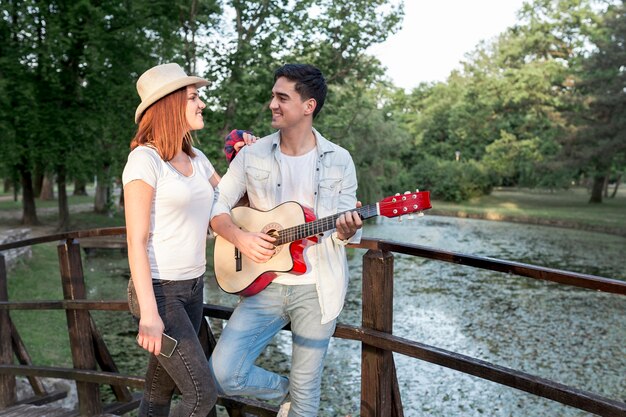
xmin=123 ymin=62 xmax=363 ymax=417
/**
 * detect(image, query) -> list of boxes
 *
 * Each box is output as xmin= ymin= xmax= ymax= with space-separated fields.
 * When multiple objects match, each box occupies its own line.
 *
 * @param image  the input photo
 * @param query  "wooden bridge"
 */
xmin=1 ymin=227 xmax=625 ymax=416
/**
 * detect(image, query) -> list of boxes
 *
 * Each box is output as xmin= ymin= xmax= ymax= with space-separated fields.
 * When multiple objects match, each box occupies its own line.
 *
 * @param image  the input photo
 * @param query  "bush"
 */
xmin=407 ymin=156 xmax=491 ymax=202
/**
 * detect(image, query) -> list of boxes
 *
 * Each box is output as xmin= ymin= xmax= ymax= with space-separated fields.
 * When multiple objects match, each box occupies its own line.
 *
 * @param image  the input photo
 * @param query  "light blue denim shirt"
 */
xmin=212 ymin=128 xmax=362 ymax=323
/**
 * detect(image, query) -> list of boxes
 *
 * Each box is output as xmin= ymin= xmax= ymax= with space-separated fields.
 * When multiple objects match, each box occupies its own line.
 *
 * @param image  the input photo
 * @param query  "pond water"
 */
xmin=86 ymin=215 xmax=626 ymax=416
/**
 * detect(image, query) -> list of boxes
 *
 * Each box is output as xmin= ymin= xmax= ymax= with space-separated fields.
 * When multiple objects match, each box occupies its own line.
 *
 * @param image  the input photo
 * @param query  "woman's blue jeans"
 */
xmin=132 ymin=276 xmax=217 ymax=417
xmin=209 ymin=283 xmax=336 ymax=417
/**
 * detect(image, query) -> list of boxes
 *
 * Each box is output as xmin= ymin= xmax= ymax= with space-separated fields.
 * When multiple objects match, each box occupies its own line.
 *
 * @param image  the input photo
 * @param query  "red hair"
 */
xmin=131 ymin=87 xmax=195 ymax=161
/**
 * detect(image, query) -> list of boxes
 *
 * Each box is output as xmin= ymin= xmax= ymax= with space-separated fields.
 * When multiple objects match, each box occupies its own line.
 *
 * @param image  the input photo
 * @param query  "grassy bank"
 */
xmin=430 ymin=187 xmax=626 ymax=236
xmin=7 ymin=243 xmax=73 ymax=367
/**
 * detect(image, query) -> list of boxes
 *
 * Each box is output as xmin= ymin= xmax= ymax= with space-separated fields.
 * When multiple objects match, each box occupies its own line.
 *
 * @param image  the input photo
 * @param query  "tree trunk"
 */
xmin=40 ymin=175 xmax=55 ymax=200
xmin=33 ymin=171 xmax=44 ymax=197
xmin=12 ymin=178 xmax=19 ymax=202
xmin=610 ymin=174 xmax=621 ymax=198
xmin=57 ymin=168 xmax=70 ymax=231
xmin=4 ymin=178 xmax=11 ymax=193
xmin=20 ymin=168 xmax=39 ymax=225
xmin=94 ymin=165 xmax=111 ymax=214
xmin=118 ymin=186 xmax=125 ymax=209
xmin=602 ymin=175 xmax=610 ymax=198
xmin=73 ymin=178 xmax=87 ymax=196
xmin=588 ymin=175 xmax=605 ymax=204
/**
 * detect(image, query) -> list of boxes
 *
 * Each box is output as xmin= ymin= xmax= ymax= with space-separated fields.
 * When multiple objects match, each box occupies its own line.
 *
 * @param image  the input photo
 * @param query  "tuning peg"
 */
xmin=416 ymin=188 xmax=420 ymax=193
xmin=398 ymin=215 xmax=403 ymax=222
xmin=418 ymin=211 xmax=425 ymax=217
xmin=407 ymin=214 xmax=414 ymax=220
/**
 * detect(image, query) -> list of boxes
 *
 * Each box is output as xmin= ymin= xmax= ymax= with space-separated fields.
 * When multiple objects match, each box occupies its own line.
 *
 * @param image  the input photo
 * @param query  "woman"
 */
xmin=123 ymin=62 xmax=220 ymax=416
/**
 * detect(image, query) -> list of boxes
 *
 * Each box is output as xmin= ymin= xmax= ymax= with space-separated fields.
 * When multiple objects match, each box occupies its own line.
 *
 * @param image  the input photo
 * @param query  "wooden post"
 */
xmin=0 ymin=254 xmax=17 ymax=408
xmin=9 ymin=319 xmax=46 ymax=396
xmin=361 ymin=250 xmax=394 ymax=417
xmin=58 ymin=239 xmax=101 ymax=415
xmin=89 ymin=317 xmax=132 ymax=402
xmin=199 ymin=318 xmax=218 ymax=417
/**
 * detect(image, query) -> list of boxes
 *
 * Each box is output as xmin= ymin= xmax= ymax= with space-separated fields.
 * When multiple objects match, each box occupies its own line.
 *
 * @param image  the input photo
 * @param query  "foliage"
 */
xmin=316 ymin=82 xmax=412 ymax=203
xmin=0 ymin=0 xmax=404 ymax=224
xmin=385 ymin=0 xmax=623 ymax=202
xmin=199 ymin=0 xmax=404 ymax=176
xmin=407 ymin=155 xmax=491 ymax=203
xmin=1 ymin=0 xmax=624 ymax=214
xmin=562 ymin=1 xmax=626 ymax=202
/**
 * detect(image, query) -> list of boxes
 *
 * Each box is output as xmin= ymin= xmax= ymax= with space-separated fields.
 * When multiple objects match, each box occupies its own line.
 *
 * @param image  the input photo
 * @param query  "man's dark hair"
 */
xmin=274 ymin=64 xmax=327 ymax=118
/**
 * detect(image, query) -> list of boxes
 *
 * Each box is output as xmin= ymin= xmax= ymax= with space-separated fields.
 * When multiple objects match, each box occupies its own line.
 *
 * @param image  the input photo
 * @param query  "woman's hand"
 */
xmin=137 ymin=314 xmax=165 ymax=356
xmin=224 ymin=129 xmax=259 ymax=163
xmin=234 ymin=132 xmax=258 ymax=152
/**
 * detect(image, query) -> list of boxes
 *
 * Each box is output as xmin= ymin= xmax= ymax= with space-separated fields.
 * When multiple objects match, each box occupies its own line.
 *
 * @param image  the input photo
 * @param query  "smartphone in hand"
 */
xmin=136 ymin=333 xmax=178 ymax=358
xmin=159 ymin=333 xmax=178 ymax=358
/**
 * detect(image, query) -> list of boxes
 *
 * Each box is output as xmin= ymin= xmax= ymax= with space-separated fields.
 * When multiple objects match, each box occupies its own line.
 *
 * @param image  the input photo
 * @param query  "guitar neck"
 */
xmin=275 ymin=204 xmax=377 ymax=246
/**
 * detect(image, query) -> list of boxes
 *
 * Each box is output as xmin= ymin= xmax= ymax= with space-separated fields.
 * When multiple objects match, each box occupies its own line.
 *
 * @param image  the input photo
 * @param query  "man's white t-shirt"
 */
xmin=122 ymin=146 xmax=215 ymax=280
xmin=273 ymin=148 xmax=317 ymax=285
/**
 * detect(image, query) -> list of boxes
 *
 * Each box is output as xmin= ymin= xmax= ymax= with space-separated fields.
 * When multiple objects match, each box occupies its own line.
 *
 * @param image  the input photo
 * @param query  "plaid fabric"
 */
xmin=224 ymin=129 xmax=252 ymax=163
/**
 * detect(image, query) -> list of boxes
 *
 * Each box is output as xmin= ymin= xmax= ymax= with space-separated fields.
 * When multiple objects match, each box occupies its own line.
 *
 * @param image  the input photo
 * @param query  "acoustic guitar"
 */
xmin=214 ymin=190 xmax=431 ymax=296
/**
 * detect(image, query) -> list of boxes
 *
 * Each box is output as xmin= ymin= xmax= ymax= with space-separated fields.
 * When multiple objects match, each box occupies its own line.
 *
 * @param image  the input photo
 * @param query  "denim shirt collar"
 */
xmin=270 ymin=128 xmax=335 ymax=163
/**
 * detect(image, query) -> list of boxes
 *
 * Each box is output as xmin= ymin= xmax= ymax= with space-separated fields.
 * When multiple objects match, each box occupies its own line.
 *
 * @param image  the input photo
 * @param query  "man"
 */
xmin=209 ymin=63 xmax=362 ymax=416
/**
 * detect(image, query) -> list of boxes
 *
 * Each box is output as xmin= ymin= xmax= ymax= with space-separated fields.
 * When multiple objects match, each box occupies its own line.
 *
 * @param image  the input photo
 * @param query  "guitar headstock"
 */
xmin=378 ymin=190 xmax=432 ymax=219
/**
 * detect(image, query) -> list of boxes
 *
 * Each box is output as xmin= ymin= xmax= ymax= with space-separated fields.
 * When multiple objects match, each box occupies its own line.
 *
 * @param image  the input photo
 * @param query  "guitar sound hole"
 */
xmin=261 ymin=224 xmax=283 ymax=255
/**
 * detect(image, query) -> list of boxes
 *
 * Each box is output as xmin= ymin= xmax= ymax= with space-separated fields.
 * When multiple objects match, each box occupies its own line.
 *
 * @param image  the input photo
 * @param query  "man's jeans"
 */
xmin=133 ymin=276 xmax=217 ymax=417
xmin=209 ymin=283 xmax=336 ymax=417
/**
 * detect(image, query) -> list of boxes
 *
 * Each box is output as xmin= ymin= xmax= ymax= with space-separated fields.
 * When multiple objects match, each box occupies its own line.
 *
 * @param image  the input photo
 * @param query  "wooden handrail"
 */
xmin=3 ymin=228 xmax=621 ymax=295
xmin=0 ymin=227 xmax=126 ymax=252
xmin=333 ymin=325 xmax=626 ymax=417
xmin=350 ymin=239 xmax=626 ymax=295
xmin=0 ymin=365 xmax=144 ymax=388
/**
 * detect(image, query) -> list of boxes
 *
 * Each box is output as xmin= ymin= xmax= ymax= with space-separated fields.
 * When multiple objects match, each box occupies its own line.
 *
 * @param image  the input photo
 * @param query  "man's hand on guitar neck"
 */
xmin=336 ymin=201 xmax=363 ymax=242
xmin=211 ymin=213 xmax=277 ymax=264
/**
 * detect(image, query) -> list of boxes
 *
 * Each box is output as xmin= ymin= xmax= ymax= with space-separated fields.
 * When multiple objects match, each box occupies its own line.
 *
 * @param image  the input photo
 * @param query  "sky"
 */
xmin=368 ymin=0 xmax=528 ymax=90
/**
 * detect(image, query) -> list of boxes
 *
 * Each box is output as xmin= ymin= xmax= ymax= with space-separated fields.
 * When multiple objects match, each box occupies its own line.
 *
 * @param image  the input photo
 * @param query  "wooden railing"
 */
xmin=1 ymin=227 xmax=625 ymax=416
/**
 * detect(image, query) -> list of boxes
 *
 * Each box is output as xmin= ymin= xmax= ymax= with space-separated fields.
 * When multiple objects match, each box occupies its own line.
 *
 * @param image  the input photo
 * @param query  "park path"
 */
xmin=0 ymin=202 xmax=96 ymax=237
xmin=0 ymin=203 xmax=94 ymax=220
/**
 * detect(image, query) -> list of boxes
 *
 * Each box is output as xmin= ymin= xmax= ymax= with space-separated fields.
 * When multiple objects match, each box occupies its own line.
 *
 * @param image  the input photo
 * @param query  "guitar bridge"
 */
xmin=235 ymin=247 xmax=242 ymax=272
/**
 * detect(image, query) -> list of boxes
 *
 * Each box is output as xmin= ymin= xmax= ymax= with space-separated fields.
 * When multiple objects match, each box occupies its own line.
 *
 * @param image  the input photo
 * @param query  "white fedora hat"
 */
xmin=135 ymin=63 xmax=209 ymax=123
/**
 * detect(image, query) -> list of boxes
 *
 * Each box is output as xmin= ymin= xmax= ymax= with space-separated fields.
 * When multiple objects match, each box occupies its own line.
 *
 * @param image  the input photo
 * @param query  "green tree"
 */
xmin=0 ymin=0 xmax=42 ymax=224
xmin=0 ymin=0 xmax=222 ymax=228
xmin=393 ymin=0 xmax=618 ymax=198
xmin=200 ymin=0 xmax=403 ymax=176
xmin=563 ymin=1 xmax=626 ymax=203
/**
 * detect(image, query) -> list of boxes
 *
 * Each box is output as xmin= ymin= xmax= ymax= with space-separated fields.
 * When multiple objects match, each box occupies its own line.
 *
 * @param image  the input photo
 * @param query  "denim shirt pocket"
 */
xmin=245 ymin=166 xmax=271 ymax=202
xmin=318 ymin=177 xmax=343 ymax=212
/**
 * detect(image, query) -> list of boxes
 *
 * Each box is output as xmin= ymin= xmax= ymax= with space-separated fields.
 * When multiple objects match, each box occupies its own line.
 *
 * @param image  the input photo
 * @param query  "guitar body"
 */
xmin=214 ymin=202 xmax=317 ymax=296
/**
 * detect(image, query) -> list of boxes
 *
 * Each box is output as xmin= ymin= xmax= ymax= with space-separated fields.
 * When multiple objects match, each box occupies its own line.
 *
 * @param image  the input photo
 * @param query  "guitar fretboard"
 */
xmin=274 ymin=204 xmax=378 ymax=246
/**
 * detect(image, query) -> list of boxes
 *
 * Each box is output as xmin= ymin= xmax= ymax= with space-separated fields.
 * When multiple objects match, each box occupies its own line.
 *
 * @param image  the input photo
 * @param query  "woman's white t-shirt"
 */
xmin=122 ymin=145 xmax=215 ymax=280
